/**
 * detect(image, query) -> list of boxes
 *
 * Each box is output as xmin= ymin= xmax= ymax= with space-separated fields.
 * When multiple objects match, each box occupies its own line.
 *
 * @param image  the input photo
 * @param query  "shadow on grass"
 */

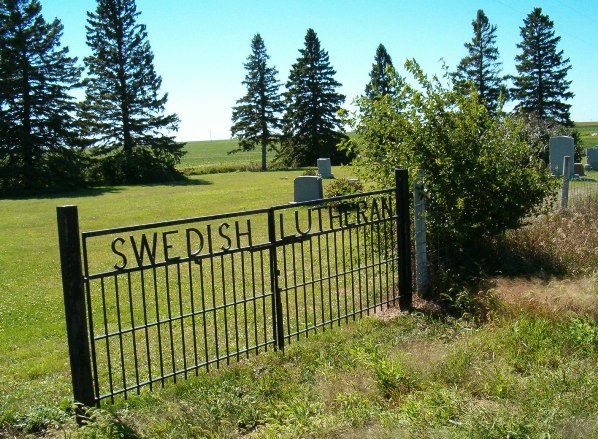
xmin=0 ymin=186 xmax=123 ymax=200
xmin=0 ymin=177 xmax=213 ymax=200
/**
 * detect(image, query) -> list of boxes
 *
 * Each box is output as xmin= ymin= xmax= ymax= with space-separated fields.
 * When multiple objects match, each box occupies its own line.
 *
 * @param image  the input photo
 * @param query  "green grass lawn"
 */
xmin=2 ymin=132 xmax=598 ymax=437
xmin=178 ymin=139 xmax=263 ymax=174
xmin=576 ymin=121 xmax=598 ymax=148
xmin=0 ymin=167 xmax=356 ymax=418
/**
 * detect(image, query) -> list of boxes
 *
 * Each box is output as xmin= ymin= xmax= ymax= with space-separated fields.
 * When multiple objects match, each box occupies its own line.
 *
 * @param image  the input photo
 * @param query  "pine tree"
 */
xmin=230 ymin=33 xmax=283 ymax=171
xmin=365 ymin=43 xmax=395 ymax=98
xmin=81 ymin=0 xmax=183 ymax=184
xmin=512 ymin=7 xmax=573 ymax=126
xmin=277 ymin=28 xmax=347 ymax=168
xmin=452 ymin=9 xmax=504 ymax=113
xmin=0 ymin=0 xmax=83 ymax=191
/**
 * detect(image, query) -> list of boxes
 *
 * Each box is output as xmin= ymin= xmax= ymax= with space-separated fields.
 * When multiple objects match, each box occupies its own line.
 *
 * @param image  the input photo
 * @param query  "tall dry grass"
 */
xmin=494 ymin=192 xmax=598 ymax=277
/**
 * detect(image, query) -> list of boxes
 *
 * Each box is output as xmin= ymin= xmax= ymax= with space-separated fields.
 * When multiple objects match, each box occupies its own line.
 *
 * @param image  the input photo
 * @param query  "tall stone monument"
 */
xmin=549 ymin=136 xmax=574 ymax=176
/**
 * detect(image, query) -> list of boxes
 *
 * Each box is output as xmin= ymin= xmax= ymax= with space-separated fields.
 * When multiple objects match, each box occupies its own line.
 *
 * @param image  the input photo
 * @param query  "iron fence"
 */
xmin=57 ymin=169 xmax=412 ymax=409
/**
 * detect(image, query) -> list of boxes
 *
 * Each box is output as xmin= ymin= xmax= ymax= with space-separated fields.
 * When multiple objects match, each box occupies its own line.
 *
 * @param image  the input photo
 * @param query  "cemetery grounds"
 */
xmin=0 ymin=131 xmax=597 ymax=437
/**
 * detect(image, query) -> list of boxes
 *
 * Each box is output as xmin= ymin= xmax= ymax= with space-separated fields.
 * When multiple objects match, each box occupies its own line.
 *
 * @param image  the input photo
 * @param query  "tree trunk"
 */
xmin=261 ymin=136 xmax=267 ymax=171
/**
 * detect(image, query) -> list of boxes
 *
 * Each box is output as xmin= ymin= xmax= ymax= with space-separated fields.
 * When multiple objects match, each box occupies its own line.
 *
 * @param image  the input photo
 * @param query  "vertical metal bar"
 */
xmin=301 ymin=240 xmax=309 ymax=335
xmin=176 ymin=263 xmax=187 ymax=379
xmin=151 ymin=267 xmax=165 ymax=386
xmin=281 ymin=236 xmax=291 ymax=342
xmin=348 ymin=222 xmax=357 ymax=320
xmin=187 ymin=261 xmax=198 ymax=375
xmin=332 ymin=224 xmax=341 ymax=326
xmin=389 ymin=196 xmax=398 ymax=305
xmin=316 ymin=223 xmax=326 ymax=328
xmin=382 ymin=206 xmax=394 ymax=307
xmin=396 ymin=168 xmax=413 ymax=311
xmin=267 ymin=208 xmax=285 ymax=351
xmin=80 ymin=231 xmax=99 ymax=403
xmin=309 ymin=237 xmax=317 ymax=332
xmin=230 ymin=253 xmax=240 ymax=361
xmin=249 ymin=251 xmax=259 ymax=353
xmin=126 ymin=272 xmax=140 ymax=394
xmin=99 ymin=278 xmax=114 ymax=402
xmin=164 ymin=265 xmax=176 ymax=383
xmin=362 ymin=218 xmax=370 ymax=314
xmin=375 ymin=203 xmax=384 ymax=308
xmin=259 ymin=251 xmax=269 ymax=350
xmin=239 ymin=252 xmax=249 ymax=358
xmin=177 ymin=264 xmax=188 ymax=379
xmin=198 ymin=259 xmax=210 ymax=371
xmin=356 ymin=221 xmax=363 ymax=317
xmin=208 ymin=257 xmax=220 ymax=367
xmin=340 ymin=222 xmax=348 ymax=323
xmin=113 ymin=275 xmax=127 ymax=399
xmin=219 ymin=255 xmax=230 ymax=364
xmin=291 ymin=241 xmax=300 ymax=340
xmin=325 ymin=227 xmax=333 ymax=327
xmin=139 ymin=270 xmax=153 ymax=390
xmin=57 ymin=205 xmax=95 ymax=414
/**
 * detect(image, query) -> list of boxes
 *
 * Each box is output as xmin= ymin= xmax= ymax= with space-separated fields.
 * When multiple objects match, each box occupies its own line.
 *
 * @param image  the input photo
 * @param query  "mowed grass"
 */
xmin=576 ymin=121 xmax=598 ymax=148
xmin=178 ymin=139 xmax=264 ymax=174
xmin=179 ymin=139 xmax=254 ymax=166
xmin=0 ymin=168 xmax=354 ymax=418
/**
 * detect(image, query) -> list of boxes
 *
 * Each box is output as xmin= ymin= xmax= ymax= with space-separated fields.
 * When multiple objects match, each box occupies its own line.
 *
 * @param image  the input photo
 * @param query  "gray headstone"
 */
xmin=294 ymin=176 xmax=323 ymax=202
xmin=317 ymin=158 xmax=333 ymax=178
xmin=586 ymin=147 xmax=598 ymax=170
xmin=549 ymin=136 xmax=574 ymax=176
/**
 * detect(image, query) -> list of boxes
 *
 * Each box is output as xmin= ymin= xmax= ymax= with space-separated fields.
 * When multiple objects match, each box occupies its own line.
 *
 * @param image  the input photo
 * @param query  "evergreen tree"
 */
xmin=81 ymin=0 xmax=183 ymax=184
xmin=230 ymin=33 xmax=283 ymax=171
xmin=0 ymin=0 xmax=83 ymax=191
xmin=512 ymin=7 xmax=573 ymax=126
xmin=277 ymin=28 xmax=347 ymax=167
xmin=452 ymin=9 xmax=504 ymax=113
xmin=365 ymin=43 xmax=395 ymax=98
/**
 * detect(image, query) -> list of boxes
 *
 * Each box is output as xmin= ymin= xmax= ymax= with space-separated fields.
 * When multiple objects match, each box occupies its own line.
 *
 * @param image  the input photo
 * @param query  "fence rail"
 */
xmin=58 ymin=169 xmax=412 ymax=409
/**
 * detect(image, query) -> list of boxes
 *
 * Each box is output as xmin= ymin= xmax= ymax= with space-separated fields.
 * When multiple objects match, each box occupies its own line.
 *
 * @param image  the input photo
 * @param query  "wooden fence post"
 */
xmin=396 ymin=169 xmax=413 ymax=311
xmin=57 ymin=206 xmax=95 ymax=420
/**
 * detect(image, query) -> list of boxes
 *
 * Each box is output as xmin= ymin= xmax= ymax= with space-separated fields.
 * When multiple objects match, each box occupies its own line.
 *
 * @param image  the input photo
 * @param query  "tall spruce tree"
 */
xmin=230 ymin=33 xmax=283 ymax=171
xmin=453 ymin=10 xmax=504 ymax=113
xmin=365 ymin=43 xmax=395 ymax=98
xmin=277 ymin=28 xmax=347 ymax=167
xmin=81 ymin=0 xmax=183 ymax=183
xmin=512 ymin=7 xmax=573 ymax=126
xmin=0 ymin=0 xmax=83 ymax=191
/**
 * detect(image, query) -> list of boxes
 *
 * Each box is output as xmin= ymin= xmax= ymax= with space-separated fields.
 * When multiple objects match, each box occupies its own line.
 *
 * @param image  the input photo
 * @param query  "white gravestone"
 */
xmin=294 ymin=176 xmax=323 ymax=202
xmin=586 ymin=147 xmax=598 ymax=171
xmin=317 ymin=158 xmax=333 ymax=178
xmin=549 ymin=136 xmax=574 ymax=176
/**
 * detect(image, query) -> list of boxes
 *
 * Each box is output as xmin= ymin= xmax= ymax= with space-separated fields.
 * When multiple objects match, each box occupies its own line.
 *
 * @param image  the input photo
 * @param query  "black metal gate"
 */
xmin=57 ymin=169 xmax=412 ymax=408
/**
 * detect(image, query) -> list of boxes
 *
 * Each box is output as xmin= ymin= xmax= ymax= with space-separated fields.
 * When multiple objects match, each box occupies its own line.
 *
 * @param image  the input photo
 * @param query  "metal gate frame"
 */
xmin=57 ymin=169 xmax=412 ymax=412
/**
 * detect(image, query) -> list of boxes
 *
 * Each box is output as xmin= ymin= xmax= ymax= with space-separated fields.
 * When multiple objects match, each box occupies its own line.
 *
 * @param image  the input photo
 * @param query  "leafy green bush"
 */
xmin=342 ymin=60 xmax=558 ymax=255
xmin=326 ymin=178 xmax=363 ymax=198
xmin=89 ymin=147 xmax=184 ymax=185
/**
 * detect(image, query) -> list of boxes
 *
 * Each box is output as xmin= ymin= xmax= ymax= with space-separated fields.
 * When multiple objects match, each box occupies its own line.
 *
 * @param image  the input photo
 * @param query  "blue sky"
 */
xmin=41 ymin=0 xmax=598 ymax=141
